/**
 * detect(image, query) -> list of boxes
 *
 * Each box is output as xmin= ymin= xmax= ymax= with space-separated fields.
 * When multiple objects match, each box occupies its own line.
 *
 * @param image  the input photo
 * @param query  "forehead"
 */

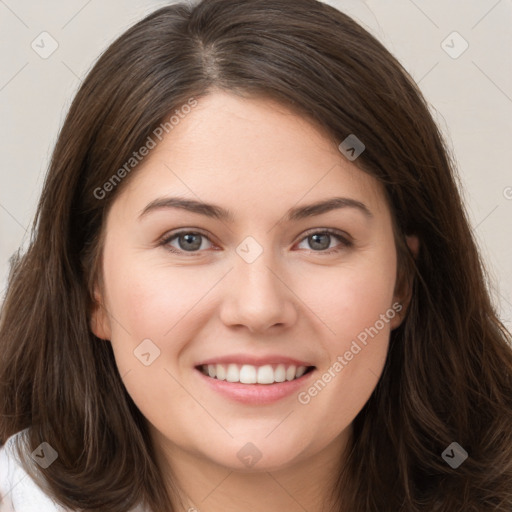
xmin=116 ymin=91 xmax=390 ymax=222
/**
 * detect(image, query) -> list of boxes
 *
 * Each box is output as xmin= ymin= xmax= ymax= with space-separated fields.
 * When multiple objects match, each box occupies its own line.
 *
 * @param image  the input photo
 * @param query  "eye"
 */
xmin=161 ymin=230 xmax=214 ymax=255
xmin=296 ymin=229 xmax=352 ymax=255
xmin=159 ymin=229 xmax=352 ymax=256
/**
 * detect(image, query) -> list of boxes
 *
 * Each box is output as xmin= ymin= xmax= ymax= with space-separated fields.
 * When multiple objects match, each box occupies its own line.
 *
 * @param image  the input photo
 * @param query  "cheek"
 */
xmin=297 ymin=250 xmax=397 ymax=342
xmin=101 ymin=253 xmax=212 ymax=426
xmin=338 ymin=273 xmax=395 ymax=344
xmin=293 ymin=249 xmax=396 ymax=419
xmin=104 ymin=251 xmax=219 ymax=344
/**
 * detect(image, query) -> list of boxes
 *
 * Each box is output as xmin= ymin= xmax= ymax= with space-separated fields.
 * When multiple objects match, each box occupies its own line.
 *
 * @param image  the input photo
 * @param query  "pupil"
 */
xmin=177 ymin=233 xmax=331 ymax=252
xmin=180 ymin=233 xmax=201 ymax=251
xmin=310 ymin=233 xmax=329 ymax=250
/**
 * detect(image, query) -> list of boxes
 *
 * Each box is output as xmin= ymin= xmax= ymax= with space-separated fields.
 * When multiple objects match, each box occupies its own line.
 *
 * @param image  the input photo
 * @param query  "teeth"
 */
xmin=200 ymin=363 xmax=310 ymax=384
xmin=285 ymin=365 xmax=296 ymax=381
xmin=226 ymin=364 xmax=239 ymax=382
xmin=239 ymin=364 xmax=257 ymax=384
xmin=295 ymin=366 xmax=306 ymax=378
xmin=274 ymin=364 xmax=287 ymax=383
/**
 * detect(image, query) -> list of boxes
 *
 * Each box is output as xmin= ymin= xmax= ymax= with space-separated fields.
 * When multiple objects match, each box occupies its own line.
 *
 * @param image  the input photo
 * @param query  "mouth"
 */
xmin=195 ymin=363 xmax=316 ymax=385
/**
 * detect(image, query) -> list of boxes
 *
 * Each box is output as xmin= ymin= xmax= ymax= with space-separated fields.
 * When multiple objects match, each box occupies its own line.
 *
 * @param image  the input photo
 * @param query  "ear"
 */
xmin=405 ymin=234 xmax=419 ymax=259
xmin=390 ymin=234 xmax=419 ymax=330
xmin=90 ymin=284 xmax=112 ymax=340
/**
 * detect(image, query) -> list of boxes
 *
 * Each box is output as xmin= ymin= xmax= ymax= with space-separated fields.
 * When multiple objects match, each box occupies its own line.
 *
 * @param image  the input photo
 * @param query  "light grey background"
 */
xmin=1 ymin=0 xmax=511 ymax=330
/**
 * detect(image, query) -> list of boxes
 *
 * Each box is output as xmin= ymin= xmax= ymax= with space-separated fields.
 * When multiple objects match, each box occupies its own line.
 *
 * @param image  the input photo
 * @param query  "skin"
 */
xmin=91 ymin=90 xmax=416 ymax=512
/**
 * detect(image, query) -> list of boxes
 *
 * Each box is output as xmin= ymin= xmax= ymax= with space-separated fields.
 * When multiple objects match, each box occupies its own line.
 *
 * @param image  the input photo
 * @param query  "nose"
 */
xmin=219 ymin=249 xmax=298 ymax=333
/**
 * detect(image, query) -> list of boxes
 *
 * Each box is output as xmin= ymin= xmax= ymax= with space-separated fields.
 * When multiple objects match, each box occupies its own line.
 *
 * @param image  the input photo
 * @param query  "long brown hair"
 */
xmin=1 ymin=0 xmax=511 ymax=510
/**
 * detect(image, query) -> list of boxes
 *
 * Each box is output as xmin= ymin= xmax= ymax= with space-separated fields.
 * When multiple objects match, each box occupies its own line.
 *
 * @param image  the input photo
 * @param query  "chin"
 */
xmin=201 ymin=436 xmax=309 ymax=473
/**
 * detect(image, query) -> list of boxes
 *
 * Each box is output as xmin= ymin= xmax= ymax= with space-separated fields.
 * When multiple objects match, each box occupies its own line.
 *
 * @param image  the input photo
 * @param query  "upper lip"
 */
xmin=195 ymin=354 xmax=315 ymax=367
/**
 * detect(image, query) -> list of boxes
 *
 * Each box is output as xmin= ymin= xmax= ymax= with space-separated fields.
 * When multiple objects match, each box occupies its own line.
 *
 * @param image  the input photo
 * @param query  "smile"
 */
xmin=197 ymin=363 xmax=315 ymax=384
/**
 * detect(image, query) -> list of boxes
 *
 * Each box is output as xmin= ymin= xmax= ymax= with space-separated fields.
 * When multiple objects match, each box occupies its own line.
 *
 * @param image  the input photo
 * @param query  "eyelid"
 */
xmin=299 ymin=227 xmax=353 ymax=244
xmin=158 ymin=228 xmax=217 ymax=253
xmin=159 ymin=227 xmax=353 ymax=255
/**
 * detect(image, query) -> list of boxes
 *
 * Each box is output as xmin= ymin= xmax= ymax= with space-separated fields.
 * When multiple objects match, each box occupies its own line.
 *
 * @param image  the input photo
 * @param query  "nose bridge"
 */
xmin=233 ymin=233 xmax=278 ymax=281
xmin=234 ymin=239 xmax=283 ymax=304
xmin=219 ymin=235 xmax=296 ymax=331
xmin=238 ymin=251 xmax=278 ymax=294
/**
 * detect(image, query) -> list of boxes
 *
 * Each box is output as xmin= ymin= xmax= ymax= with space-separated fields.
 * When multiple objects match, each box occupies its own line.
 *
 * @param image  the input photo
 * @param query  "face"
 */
xmin=91 ymin=90 xmax=408 ymax=475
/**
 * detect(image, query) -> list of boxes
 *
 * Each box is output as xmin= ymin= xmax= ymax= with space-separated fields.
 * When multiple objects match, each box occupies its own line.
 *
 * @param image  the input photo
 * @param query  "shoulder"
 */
xmin=0 ymin=430 xmax=150 ymax=512
xmin=0 ymin=429 xmax=69 ymax=511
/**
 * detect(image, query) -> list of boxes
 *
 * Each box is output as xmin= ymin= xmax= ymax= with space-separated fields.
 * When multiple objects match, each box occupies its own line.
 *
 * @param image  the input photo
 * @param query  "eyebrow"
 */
xmin=138 ymin=196 xmax=373 ymax=222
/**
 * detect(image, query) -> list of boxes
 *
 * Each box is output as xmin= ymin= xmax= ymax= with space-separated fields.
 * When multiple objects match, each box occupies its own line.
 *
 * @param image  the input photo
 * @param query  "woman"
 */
xmin=1 ymin=0 xmax=511 ymax=511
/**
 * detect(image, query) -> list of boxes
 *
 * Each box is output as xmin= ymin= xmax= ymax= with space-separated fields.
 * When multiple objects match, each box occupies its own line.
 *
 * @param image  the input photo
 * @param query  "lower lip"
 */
xmin=195 ymin=368 xmax=316 ymax=405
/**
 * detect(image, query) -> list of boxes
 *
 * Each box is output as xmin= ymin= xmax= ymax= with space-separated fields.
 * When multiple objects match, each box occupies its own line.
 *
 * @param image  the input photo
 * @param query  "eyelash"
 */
xmin=159 ymin=228 xmax=353 ymax=256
